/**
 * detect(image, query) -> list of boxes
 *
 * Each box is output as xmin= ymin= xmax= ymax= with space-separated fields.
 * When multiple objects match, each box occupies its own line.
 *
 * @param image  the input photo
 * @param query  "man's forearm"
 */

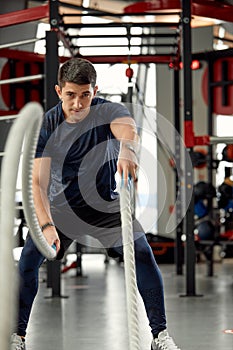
xmin=111 ymin=117 xmax=139 ymax=183
xmin=33 ymin=182 xmax=53 ymax=227
xmin=110 ymin=116 xmax=139 ymax=148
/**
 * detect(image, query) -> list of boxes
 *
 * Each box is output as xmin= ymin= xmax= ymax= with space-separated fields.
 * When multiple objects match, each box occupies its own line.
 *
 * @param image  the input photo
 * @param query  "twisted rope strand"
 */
xmin=120 ymin=182 xmax=140 ymax=350
xmin=0 ymin=103 xmax=55 ymax=350
xmin=21 ymin=106 xmax=56 ymax=261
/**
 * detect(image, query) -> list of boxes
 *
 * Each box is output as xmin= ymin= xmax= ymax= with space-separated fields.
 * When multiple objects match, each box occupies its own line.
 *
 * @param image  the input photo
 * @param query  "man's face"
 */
xmin=55 ymin=82 xmax=98 ymax=122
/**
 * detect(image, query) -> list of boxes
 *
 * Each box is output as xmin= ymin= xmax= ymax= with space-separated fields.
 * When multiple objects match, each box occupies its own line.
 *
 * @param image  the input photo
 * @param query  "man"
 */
xmin=11 ymin=58 xmax=180 ymax=350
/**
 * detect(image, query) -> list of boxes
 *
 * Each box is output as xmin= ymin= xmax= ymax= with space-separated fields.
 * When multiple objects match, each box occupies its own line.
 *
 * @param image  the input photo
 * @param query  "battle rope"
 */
xmin=0 ymin=102 xmax=56 ymax=350
xmin=21 ymin=106 xmax=56 ymax=261
xmin=120 ymin=179 xmax=140 ymax=350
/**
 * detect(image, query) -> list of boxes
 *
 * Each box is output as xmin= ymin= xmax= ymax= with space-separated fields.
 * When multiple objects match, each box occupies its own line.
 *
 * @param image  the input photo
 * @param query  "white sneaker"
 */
xmin=151 ymin=330 xmax=181 ymax=350
xmin=10 ymin=333 xmax=25 ymax=350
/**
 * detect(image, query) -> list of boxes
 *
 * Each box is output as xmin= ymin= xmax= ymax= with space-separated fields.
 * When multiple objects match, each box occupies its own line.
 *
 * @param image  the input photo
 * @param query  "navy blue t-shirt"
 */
xmin=35 ymin=97 xmax=131 ymax=210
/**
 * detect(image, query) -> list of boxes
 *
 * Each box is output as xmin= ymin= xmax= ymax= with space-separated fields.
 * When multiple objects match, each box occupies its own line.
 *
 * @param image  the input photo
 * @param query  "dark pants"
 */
xmin=17 ymin=211 xmax=167 ymax=337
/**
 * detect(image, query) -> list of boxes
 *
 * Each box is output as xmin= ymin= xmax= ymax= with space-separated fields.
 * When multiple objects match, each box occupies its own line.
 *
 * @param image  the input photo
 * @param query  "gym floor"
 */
xmin=17 ymin=252 xmax=233 ymax=350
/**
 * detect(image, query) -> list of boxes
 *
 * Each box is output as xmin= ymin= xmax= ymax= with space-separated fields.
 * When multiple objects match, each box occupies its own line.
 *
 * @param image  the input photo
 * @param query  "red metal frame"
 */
xmin=124 ymin=0 xmax=181 ymax=13
xmin=0 ymin=48 xmax=177 ymax=65
xmin=124 ymin=0 xmax=233 ymax=23
xmin=1 ymin=0 xmax=232 ymax=134
xmin=0 ymin=4 xmax=49 ymax=28
xmin=124 ymin=0 xmax=233 ymax=148
xmin=184 ymin=121 xmax=210 ymax=147
xmin=81 ymin=55 xmax=176 ymax=64
xmin=192 ymin=0 xmax=233 ymax=23
xmin=0 ymin=49 xmax=45 ymax=63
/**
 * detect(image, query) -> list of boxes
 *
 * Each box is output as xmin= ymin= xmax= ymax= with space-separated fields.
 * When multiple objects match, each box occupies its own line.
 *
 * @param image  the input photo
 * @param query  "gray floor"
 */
xmin=22 ymin=253 xmax=233 ymax=350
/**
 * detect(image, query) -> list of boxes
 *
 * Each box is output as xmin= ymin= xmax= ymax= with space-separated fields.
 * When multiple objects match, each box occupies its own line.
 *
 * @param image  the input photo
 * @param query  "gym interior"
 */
xmin=0 ymin=1 xmax=233 ymax=349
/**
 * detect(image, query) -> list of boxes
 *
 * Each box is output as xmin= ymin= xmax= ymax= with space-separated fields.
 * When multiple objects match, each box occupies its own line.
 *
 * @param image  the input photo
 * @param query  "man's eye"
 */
xmin=82 ymin=93 xmax=90 ymax=98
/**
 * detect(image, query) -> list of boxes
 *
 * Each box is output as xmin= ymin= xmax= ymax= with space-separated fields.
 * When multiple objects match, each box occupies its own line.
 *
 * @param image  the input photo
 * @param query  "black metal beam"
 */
xmin=58 ymin=1 xmax=180 ymax=18
xmin=60 ymin=11 xmax=180 ymax=18
xmin=206 ymin=59 xmax=214 ymax=241
xmin=70 ymin=43 xmax=178 ymax=48
xmin=62 ymin=22 xmax=180 ymax=29
xmin=44 ymin=30 xmax=59 ymax=110
xmin=50 ymin=0 xmax=60 ymax=29
xmin=45 ymin=0 xmax=68 ymax=299
xmin=68 ymin=33 xmax=179 ymax=39
xmin=214 ymin=36 xmax=233 ymax=44
xmin=173 ymin=68 xmax=184 ymax=275
xmin=181 ymin=0 xmax=199 ymax=297
xmin=192 ymin=48 xmax=233 ymax=61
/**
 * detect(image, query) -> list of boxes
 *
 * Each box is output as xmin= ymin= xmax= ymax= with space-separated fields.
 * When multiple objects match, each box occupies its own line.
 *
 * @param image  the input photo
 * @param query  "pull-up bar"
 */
xmin=0 ymin=38 xmax=44 ymax=50
xmin=0 ymin=74 xmax=44 ymax=86
xmin=184 ymin=123 xmax=233 ymax=147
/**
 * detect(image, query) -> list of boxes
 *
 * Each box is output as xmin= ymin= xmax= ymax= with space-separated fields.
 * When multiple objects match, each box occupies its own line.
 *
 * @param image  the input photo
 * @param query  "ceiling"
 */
xmin=26 ymin=0 xmax=233 ymax=48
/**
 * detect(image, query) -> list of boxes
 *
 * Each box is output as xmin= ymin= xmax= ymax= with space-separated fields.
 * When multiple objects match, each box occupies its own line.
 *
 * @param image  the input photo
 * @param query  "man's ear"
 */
xmin=55 ymin=84 xmax=62 ymax=99
xmin=93 ymin=85 xmax=98 ymax=97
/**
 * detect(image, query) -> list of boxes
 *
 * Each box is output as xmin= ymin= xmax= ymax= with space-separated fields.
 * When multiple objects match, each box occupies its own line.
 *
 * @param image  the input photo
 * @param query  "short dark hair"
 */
xmin=58 ymin=58 xmax=97 ymax=88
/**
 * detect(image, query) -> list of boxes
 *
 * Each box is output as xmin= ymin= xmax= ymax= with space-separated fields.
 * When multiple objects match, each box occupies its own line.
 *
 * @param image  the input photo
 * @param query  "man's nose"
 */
xmin=74 ymin=97 xmax=83 ymax=108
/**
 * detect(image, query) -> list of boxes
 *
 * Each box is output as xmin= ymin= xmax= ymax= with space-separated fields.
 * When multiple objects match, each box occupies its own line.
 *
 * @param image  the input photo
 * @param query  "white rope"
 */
xmin=120 ymin=181 xmax=140 ymax=350
xmin=21 ymin=107 xmax=56 ymax=261
xmin=0 ymin=125 xmax=21 ymax=350
xmin=0 ymin=102 xmax=55 ymax=350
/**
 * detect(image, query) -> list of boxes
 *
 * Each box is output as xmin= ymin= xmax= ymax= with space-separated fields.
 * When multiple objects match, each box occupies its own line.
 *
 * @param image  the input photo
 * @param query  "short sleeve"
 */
xmin=108 ymin=102 xmax=131 ymax=121
xmin=95 ymin=101 xmax=131 ymax=124
xmin=35 ymin=118 xmax=52 ymax=158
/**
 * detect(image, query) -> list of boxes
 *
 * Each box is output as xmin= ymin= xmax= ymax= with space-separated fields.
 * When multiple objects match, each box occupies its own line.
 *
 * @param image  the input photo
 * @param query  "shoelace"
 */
xmin=11 ymin=334 xmax=25 ymax=350
xmin=158 ymin=334 xmax=180 ymax=350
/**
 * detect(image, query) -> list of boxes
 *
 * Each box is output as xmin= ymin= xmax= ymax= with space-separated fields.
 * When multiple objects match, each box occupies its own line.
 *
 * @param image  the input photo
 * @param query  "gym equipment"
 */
xmin=120 ymin=179 xmax=140 ymax=350
xmin=224 ymin=177 xmax=233 ymax=187
xmin=194 ymin=181 xmax=216 ymax=203
xmin=0 ymin=37 xmax=43 ymax=50
xmin=0 ymin=116 xmax=16 ymax=172
xmin=0 ymin=103 xmax=46 ymax=350
xmin=0 ymin=102 xmax=60 ymax=350
xmin=146 ymin=233 xmax=183 ymax=264
xmin=0 ymin=103 xmax=57 ymax=259
xmin=0 ymin=74 xmax=44 ymax=86
xmin=194 ymin=200 xmax=208 ymax=219
xmin=205 ymin=183 xmax=216 ymax=200
xmin=222 ymin=144 xmax=233 ymax=162
xmin=19 ymin=107 xmax=56 ymax=259
xmin=220 ymin=230 xmax=233 ymax=240
xmin=194 ymin=181 xmax=207 ymax=202
xmin=195 ymin=220 xmax=215 ymax=241
xmin=217 ymin=182 xmax=233 ymax=209
xmin=190 ymin=149 xmax=207 ymax=168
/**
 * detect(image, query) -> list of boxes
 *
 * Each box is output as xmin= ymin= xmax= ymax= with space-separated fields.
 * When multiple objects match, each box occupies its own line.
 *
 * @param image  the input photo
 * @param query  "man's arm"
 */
xmin=110 ymin=116 xmax=139 ymax=185
xmin=32 ymin=157 xmax=60 ymax=252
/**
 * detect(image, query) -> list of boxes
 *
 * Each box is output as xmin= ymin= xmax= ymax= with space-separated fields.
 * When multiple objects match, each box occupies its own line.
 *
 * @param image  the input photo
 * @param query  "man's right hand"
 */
xmin=43 ymin=226 xmax=61 ymax=253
